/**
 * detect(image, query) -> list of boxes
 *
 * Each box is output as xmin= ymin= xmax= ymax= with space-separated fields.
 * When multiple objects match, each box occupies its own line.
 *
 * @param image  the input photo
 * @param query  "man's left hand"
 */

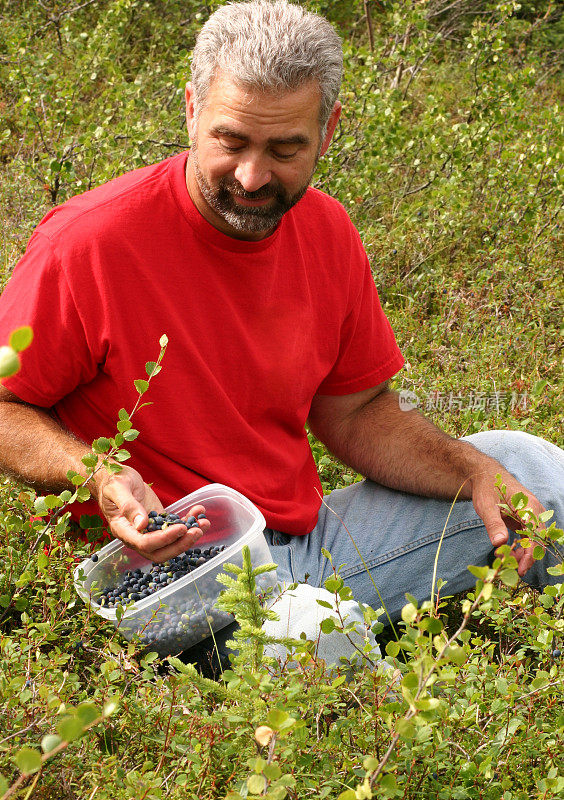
xmin=470 ymin=466 xmax=546 ymax=577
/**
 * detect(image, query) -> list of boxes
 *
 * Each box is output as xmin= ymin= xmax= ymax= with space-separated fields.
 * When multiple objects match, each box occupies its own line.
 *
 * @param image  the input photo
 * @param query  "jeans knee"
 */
xmin=462 ymin=430 xmax=564 ymax=478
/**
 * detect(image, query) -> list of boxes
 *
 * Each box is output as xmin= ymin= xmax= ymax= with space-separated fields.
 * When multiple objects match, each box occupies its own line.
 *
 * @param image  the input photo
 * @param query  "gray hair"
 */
xmin=190 ymin=0 xmax=343 ymax=135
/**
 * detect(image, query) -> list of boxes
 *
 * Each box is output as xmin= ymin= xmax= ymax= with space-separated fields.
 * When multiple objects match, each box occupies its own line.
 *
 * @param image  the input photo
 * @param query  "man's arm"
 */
xmin=308 ymin=382 xmax=545 ymax=576
xmin=0 ymin=386 xmax=207 ymax=560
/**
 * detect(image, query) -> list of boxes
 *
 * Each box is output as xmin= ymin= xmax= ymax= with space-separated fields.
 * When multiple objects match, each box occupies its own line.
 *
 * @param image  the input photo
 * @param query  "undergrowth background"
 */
xmin=0 ymin=1 xmax=563 ymax=798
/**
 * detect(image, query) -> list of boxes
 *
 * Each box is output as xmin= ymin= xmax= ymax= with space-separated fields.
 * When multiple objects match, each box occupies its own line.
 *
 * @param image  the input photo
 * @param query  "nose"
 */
xmin=233 ymin=156 xmax=272 ymax=193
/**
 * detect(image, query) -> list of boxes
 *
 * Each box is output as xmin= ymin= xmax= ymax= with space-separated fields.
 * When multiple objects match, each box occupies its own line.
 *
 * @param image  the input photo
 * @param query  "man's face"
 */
xmin=185 ymin=72 xmax=340 ymax=241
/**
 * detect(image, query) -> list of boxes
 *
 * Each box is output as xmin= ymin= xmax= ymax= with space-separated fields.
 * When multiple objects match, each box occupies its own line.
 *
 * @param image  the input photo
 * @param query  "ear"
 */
xmin=319 ymin=101 xmax=342 ymax=157
xmin=185 ymin=82 xmax=197 ymax=139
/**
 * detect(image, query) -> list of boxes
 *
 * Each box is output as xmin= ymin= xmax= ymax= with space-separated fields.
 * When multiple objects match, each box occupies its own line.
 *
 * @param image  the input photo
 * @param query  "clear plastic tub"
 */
xmin=73 ymin=484 xmax=277 ymax=656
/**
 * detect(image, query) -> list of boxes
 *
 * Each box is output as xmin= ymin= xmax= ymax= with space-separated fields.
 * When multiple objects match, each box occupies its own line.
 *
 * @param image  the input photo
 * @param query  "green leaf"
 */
xmin=263 ymin=763 xmax=282 ymax=780
xmin=9 ymin=326 xmax=33 ymax=352
xmin=531 ymin=672 xmax=549 ymax=690
xmin=499 ymin=569 xmax=518 ymax=587
xmin=145 ymin=360 xmax=161 ymax=377
xmin=57 ymin=715 xmax=85 ymax=742
xmin=320 ymin=617 xmax=336 ymax=634
xmin=159 ymin=333 xmax=168 ymax=348
xmin=386 ymin=640 xmax=400 ymax=658
xmin=14 ymin=746 xmax=42 ymax=774
xmin=0 ymin=774 xmax=8 ymax=795
xmin=468 ymin=565 xmax=489 ymax=579
xmin=123 ymin=428 xmax=139 ymax=441
xmin=75 ymin=486 xmax=91 ymax=502
xmin=76 ymin=702 xmax=100 ymax=726
xmin=0 ymin=345 xmax=20 ymax=378
xmin=118 ymin=408 xmax=130 ymax=421
xmin=41 ymin=734 xmax=62 ymax=754
xmin=395 ymin=718 xmax=415 ymax=739
xmin=103 ymin=699 xmax=119 ymax=717
xmin=401 ymin=602 xmax=417 ymax=624
xmin=92 ymin=437 xmax=111 ymax=454
xmin=247 ymin=774 xmax=266 ymax=795
xmin=510 ymin=491 xmax=528 ymax=510
xmin=134 ymin=379 xmax=149 ymax=394
xmin=34 ymin=497 xmax=48 ymax=515
xmin=81 ymin=453 xmax=98 ymax=469
xmin=337 ymin=792 xmax=356 ymax=800
xmin=79 ymin=514 xmax=103 ymax=530
xmin=324 ymin=576 xmax=343 ymax=593
xmin=113 ymin=450 xmax=131 ymax=462
xmin=116 ymin=419 xmax=132 ymax=433
xmin=266 ymin=709 xmax=292 ymax=731
xmin=380 ymin=773 xmax=398 ymax=791
xmin=445 ymin=644 xmax=467 ymax=666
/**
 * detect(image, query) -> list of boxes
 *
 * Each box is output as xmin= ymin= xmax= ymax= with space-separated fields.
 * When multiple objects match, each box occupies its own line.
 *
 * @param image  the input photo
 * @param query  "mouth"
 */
xmin=232 ymin=194 xmax=275 ymax=208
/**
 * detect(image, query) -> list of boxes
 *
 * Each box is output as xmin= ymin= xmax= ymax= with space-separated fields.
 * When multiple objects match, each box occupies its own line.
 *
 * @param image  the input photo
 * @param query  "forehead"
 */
xmin=198 ymin=72 xmax=322 ymax=139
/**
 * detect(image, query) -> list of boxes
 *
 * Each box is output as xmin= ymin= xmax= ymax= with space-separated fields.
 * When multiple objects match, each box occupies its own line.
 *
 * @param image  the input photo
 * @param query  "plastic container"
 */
xmin=73 ymin=484 xmax=277 ymax=655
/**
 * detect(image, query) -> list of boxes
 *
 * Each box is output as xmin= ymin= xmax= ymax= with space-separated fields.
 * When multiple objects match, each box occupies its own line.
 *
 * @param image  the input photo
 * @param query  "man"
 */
xmin=0 ymin=1 xmax=562 ymax=654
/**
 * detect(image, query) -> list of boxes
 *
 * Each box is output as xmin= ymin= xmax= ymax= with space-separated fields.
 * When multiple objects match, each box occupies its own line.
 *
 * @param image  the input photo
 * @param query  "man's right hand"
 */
xmin=93 ymin=465 xmax=210 ymax=562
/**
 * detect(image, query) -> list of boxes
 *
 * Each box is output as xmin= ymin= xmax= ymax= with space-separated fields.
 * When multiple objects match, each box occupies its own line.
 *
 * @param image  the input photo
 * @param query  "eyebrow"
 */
xmin=210 ymin=125 xmax=310 ymax=147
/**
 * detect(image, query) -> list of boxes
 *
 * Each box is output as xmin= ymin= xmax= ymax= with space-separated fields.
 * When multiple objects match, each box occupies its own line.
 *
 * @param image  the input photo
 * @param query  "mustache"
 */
xmin=218 ymin=178 xmax=282 ymax=201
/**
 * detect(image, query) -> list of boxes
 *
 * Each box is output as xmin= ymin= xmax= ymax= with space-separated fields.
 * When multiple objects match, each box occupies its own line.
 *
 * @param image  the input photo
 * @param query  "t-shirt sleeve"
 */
xmin=0 ymin=231 xmax=102 ymax=407
xmin=316 ymin=228 xmax=404 ymax=396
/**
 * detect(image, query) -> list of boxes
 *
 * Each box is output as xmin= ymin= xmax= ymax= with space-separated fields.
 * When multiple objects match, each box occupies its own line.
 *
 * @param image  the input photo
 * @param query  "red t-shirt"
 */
xmin=0 ymin=152 xmax=404 ymax=534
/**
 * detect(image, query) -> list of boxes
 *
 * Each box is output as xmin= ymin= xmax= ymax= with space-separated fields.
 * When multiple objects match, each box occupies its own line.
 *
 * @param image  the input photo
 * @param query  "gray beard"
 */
xmin=190 ymin=142 xmax=313 ymax=235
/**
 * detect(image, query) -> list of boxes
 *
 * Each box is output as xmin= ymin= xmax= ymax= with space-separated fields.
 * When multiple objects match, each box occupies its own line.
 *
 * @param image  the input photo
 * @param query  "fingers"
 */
xmin=101 ymin=477 xmax=152 ymax=532
xmin=482 ymin=512 xmax=509 ymax=549
xmin=111 ymin=518 xmax=204 ymax=562
xmin=106 ymin=497 xmax=211 ymax=562
xmin=513 ymin=544 xmax=535 ymax=577
xmin=500 ymin=493 xmax=546 ymax=577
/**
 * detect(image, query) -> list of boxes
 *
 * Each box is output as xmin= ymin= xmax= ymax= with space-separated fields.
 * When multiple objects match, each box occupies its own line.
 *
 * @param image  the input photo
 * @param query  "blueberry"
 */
xmin=197 ymin=514 xmax=207 ymax=520
xmin=154 ymin=516 xmax=165 ymax=525
xmin=131 ymin=593 xmax=140 ymax=601
xmin=186 ymin=516 xmax=197 ymax=526
xmin=553 ymin=649 xmax=561 ymax=658
xmin=91 ymin=553 xmax=99 ymax=562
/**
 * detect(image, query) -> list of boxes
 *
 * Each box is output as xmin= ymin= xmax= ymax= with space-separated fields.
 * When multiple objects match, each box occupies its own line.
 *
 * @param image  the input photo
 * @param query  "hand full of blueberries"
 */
xmin=92 ymin=509 xmax=228 ymax=608
xmin=143 ymin=509 xmax=207 ymax=534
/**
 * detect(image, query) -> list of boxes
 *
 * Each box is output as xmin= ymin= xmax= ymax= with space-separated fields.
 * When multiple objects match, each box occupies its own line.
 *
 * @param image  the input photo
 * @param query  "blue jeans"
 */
xmin=264 ymin=431 xmax=564 ymax=624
